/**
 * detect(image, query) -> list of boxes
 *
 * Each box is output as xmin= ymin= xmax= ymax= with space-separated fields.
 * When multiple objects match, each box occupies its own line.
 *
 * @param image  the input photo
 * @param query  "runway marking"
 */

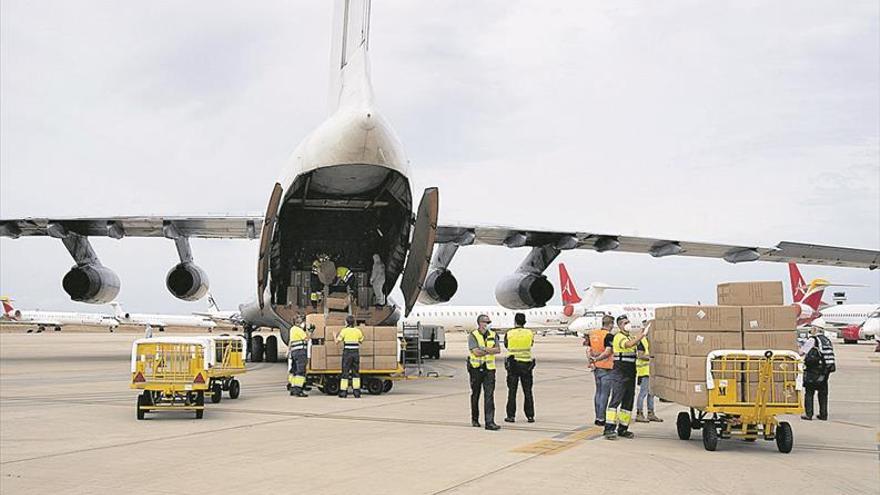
xmin=511 ymin=426 xmax=604 ymax=456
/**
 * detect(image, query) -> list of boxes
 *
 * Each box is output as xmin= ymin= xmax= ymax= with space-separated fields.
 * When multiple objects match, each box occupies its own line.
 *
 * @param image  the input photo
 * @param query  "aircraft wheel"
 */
xmin=265 ymin=335 xmax=278 ymax=362
xmin=251 ymin=336 xmax=264 ymax=362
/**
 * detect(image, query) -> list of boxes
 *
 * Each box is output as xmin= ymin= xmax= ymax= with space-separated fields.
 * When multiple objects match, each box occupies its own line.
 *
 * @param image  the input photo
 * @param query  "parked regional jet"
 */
xmin=1 ymin=1 xmax=877 ymax=362
xmin=110 ymin=302 xmax=216 ymax=332
xmin=192 ymin=294 xmax=244 ymax=329
xmin=0 ymin=297 xmax=117 ymax=332
xmin=787 ymin=263 xmax=875 ymax=329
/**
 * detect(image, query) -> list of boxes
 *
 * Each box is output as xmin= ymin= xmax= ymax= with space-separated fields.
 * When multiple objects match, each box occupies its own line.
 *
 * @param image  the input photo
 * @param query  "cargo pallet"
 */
xmin=674 ymin=350 xmax=803 ymax=453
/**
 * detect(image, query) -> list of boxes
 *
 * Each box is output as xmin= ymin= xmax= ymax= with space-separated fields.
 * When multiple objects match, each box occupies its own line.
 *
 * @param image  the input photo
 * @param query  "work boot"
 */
xmin=603 ymin=430 xmax=617 ymax=440
xmin=635 ymin=411 xmax=648 ymax=423
xmin=527 ymin=418 xmax=535 ymax=423
xmin=817 ymin=415 xmax=828 ymax=421
xmin=338 ymin=391 xmax=347 ymax=399
xmin=594 ymin=419 xmax=605 ymax=427
xmin=647 ymin=412 xmax=664 ymax=422
xmin=504 ymin=417 xmax=515 ymax=423
xmin=353 ymin=390 xmax=361 ymax=399
xmin=471 ymin=420 xmax=481 ymax=428
xmin=618 ymin=430 xmax=635 ymax=439
xmin=485 ymin=423 xmax=501 ymax=431
xmin=800 ymin=415 xmax=812 ymax=420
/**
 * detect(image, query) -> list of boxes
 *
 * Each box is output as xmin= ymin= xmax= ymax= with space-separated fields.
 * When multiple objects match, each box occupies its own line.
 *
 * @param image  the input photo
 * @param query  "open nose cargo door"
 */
xmin=257 ymin=183 xmax=283 ymax=308
xmin=400 ymin=187 xmax=439 ymax=317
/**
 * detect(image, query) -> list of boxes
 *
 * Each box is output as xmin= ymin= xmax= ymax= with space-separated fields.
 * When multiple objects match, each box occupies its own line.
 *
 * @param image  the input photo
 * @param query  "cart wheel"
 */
xmin=702 ymin=423 xmax=719 ymax=451
xmin=383 ymin=380 xmax=393 ymax=393
xmin=251 ymin=336 xmax=264 ymax=363
xmin=366 ymin=378 xmax=383 ymax=395
xmin=776 ymin=422 xmax=793 ymax=453
xmin=211 ymin=382 xmax=223 ymax=403
xmin=324 ymin=377 xmax=340 ymax=396
xmin=676 ymin=412 xmax=692 ymax=440
xmin=136 ymin=395 xmax=146 ymax=420
xmin=195 ymin=392 xmax=205 ymax=419
xmin=229 ymin=379 xmax=241 ymax=399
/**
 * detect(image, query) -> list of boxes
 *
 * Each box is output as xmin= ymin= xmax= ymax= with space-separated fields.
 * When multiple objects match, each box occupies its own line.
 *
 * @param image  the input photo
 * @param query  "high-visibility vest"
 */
xmin=612 ymin=332 xmax=637 ymax=365
xmin=288 ymin=325 xmax=309 ymax=351
xmin=469 ymin=330 xmax=497 ymax=370
xmin=336 ymin=266 xmax=353 ymax=284
xmin=589 ymin=329 xmax=613 ymax=370
xmin=636 ymin=338 xmax=651 ymax=377
xmin=506 ymin=327 xmax=534 ymax=362
xmin=337 ymin=326 xmax=363 ymax=350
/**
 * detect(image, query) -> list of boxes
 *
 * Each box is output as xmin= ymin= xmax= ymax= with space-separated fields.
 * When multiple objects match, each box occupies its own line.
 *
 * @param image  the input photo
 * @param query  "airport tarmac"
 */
xmin=0 ymin=329 xmax=877 ymax=494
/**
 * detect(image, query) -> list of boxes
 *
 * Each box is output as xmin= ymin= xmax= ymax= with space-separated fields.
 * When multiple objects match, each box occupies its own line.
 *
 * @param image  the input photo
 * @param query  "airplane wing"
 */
xmin=0 ymin=216 xmax=264 ymax=239
xmin=435 ymin=225 xmax=880 ymax=269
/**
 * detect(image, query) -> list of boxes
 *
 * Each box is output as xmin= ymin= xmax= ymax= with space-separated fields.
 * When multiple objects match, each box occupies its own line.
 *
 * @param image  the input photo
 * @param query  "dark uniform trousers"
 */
xmin=506 ymin=358 xmax=535 ymax=419
xmin=341 ymin=349 xmax=360 ymax=386
xmin=468 ymin=365 xmax=495 ymax=424
xmin=604 ymin=367 xmax=636 ymax=433
xmin=804 ymin=375 xmax=829 ymax=419
xmin=289 ymin=349 xmax=307 ymax=382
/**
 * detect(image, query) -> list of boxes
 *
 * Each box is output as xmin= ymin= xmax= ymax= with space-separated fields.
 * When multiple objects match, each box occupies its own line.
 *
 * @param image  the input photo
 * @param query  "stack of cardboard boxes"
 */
xmin=650 ymin=281 xmax=799 ymax=409
xmin=305 ymin=313 xmax=400 ymax=372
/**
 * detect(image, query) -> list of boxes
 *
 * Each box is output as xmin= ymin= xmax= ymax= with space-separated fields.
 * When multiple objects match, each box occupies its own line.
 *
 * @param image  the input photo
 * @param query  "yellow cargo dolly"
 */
xmin=299 ymin=340 xmax=404 ymax=396
xmin=205 ymin=335 xmax=247 ymax=403
xmin=675 ymin=350 xmax=803 ymax=453
xmin=131 ymin=337 xmax=213 ymax=420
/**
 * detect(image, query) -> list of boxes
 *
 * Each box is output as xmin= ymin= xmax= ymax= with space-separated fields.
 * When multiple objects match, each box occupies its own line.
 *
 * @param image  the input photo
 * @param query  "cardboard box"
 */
xmin=373 ymin=340 xmax=397 ymax=357
xmin=741 ymin=306 xmax=798 ymax=332
xmin=359 ymin=341 xmax=375 ymax=356
xmin=360 ymin=326 xmax=374 ymax=341
xmin=675 ymin=331 xmax=742 ymax=357
xmin=326 ymin=296 xmax=349 ymax=311
xmin=742 ymin=356 xmax=800 ymax=383
xmin=374 ymin=326 xmax=398 ymax=341
xmin=661 ymin=306 xmax=742 ymax=332
xmin=359 ymin=355 xmax=374 ymax=370
xmin=373 ymin=356 xmax=398 ymax=370
xmin=326 ymin=356 xmax=342 ymax=370
xmin=744 ymin=381 xmax=799 ymax=404
xmin=326 ymin=312 xmax=348 ymax=326
xmin=308 ymin=323 xmax=325 ymax=340
xmin=742 ymin=331 xmax=798 ymax=352
xmin=652 ymin=328 xmax=675 ymax=345
xmin=310 ymin=345 xmax=326 ymax=370
xmin=325 ymin=340 xmax=342 ymax=357
xmin=306 ymin=313 xmax=325 ymax=329
xmin=717 ymin=281 xmax=784 ymax=306
xmin=652 ymin=318 xmax=676 ymax=331
xmin=651 ymin=353 xmax=678 ymax=379
xmin=680 ymin=380 xmax=709 ymax=409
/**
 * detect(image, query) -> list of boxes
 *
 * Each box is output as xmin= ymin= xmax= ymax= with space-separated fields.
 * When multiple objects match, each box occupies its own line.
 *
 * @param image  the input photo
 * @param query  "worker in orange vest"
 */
xmin=585 ymin=315 xmax=615 ymax=426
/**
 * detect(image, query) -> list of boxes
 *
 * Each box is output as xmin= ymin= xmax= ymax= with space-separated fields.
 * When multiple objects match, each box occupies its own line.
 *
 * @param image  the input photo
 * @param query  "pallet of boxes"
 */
xmin=304 ymin=300 xmax=402 ymax=397
xmin=651 ymin=281 xmax=804 ymax=453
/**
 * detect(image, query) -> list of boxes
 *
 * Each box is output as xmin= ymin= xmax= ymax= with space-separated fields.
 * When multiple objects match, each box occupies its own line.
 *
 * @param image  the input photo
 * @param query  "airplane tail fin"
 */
xmin=788 ymin=262 xmax=807 ymax=303
xmin=329 ymin=0 xmax=373 ymax=111
xmin=1 ymin=296 xmax=15 ymax=317
xmin=109 ymin=301 xmax=125 ymax=319
xmin=207 ymin=293 xmax=220 ymax=313
xmin=558 ymin=263 xmax=582 ymax=305
xmin=581 ymin=283 xmax=638 ymax=308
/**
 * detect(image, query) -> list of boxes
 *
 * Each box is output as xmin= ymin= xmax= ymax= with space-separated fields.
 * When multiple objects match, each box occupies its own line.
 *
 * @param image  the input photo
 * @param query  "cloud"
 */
xmin=1 ymin=0 xmax=878 ymax=313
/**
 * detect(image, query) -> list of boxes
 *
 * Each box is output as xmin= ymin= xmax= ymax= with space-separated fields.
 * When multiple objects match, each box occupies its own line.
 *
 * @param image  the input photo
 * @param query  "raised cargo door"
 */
xmin=257 ymin=183 xmax=283 ymax=308
xmin=400 ymin=187 xmax=439 ymax=317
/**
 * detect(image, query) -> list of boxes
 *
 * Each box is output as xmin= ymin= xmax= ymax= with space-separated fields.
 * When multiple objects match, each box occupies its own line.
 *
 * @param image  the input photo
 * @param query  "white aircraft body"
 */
xmin=192 ymin=294 xmax=242 ymax=327
xmin=811 ymin=304 xmax=880 ymax=331
xmin=110 ymin=302 xmax=216 ymax=331
xmin=1 ymin=1 xmax=876 ymax=362
xmin=1 ymin=298 xmax=117 ymax=332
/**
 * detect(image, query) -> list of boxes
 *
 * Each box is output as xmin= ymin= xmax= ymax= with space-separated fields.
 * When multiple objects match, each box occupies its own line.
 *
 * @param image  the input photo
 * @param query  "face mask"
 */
xmin=485 ymin=324 xmax=493 ymax=331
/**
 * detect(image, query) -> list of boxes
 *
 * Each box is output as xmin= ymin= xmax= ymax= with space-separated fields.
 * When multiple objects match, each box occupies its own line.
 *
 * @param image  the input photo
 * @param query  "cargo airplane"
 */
xmin=1 ymin=1 xmax=877 ymax=362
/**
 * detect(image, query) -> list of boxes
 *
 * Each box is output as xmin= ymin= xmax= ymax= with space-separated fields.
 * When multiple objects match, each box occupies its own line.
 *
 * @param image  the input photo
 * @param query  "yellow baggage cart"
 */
xmin=675 ymin=350 xmax=803 ymax=453
xmin=130 ymin=337 xmax=213 ymax=420
xmin=205 ymin=335 xmax=247 ymax=403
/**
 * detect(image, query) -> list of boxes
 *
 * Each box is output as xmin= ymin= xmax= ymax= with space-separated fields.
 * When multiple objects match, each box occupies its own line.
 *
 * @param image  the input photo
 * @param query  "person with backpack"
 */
xmin=799 ymin=327 xmax=836 ymax=420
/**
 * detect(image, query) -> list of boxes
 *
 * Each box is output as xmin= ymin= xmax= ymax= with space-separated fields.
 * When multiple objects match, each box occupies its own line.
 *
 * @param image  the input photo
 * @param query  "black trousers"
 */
xmin=341 ymin=349 xmax=360 ymax=382
xmin=604 ymin=368 xmax=636 ymax=433
xmin=804 ymin=376 xmax=829 ymax=419
xmin=506 ymin=358 xmax=535 ymax=420
xmin=468 ymin=366 xmax=496 ymax=424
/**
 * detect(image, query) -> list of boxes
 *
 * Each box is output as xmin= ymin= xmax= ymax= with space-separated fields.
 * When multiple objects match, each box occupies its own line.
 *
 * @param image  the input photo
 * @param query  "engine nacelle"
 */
xmin=166 ymin=262 xmax=209 ymax=301
xmin=62 ymin=263 xmax=120 ymax=304
xmin=417 ymin=269 xmax=459 ymax=304
xmin=494 ymin=272 xmax=554 ymax=309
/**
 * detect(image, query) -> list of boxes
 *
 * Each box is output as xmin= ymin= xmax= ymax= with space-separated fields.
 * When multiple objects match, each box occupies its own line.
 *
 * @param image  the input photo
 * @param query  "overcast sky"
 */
xmin=1 ymin=0 xmax=878 ymax=314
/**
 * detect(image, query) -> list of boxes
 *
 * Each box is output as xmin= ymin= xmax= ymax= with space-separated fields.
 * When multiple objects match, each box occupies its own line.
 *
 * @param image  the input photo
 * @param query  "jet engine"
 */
xmin=62 ymin=263 xmax=120 ymax=304
xmin=166 ymin=262 xmax=209 ymax=301
xmin=417 ymin=269 xmax=459 ymax=304
xmin=494 ymin=272 xmax=554 ymax=309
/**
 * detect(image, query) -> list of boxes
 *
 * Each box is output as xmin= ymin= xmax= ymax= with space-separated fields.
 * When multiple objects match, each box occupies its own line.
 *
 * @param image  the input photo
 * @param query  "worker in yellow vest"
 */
xmin=603 ymin=315 xmax=648 ymax=440
xmin=335 ymin=315 xmax=364 ymax=398
xmin=586 ymin=315 xmax=615 ymax=426
xmin=504 ymin=313 xmax=536 ymax=423
xmin=468 ymin=314 xmax=501 ymax=430
xmin=287 ymin=315 xmax=310 ymax=397
xmin=635 ymin=327 xmax=662 ymax=422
